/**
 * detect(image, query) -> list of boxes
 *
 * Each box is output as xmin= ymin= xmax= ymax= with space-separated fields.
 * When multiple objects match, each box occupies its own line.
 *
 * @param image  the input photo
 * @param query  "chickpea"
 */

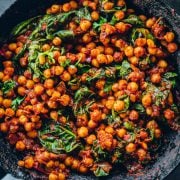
xmin=164 ymin=32 xmax=175 ymax=43
xmin=38 ymin=54 xmax=46 ymax=65
xmin=154 ymin=128 xmax=161 ymax=138
xmin=146 ymin=120 xmax=158 ymax=129
xmin=49 ymin=173 xmax=58 ymax=180
xmin=127 ymin=82 xmax=138 ymax=92
xmin=60 ymin=71 xmax=71 ymax=82
xmin=96 ymin=46 xmax=104 ymax=53
xmin=26 ymin=80 xmax=35 ymax=89
xmin=78 ymin=127 xmax=88 ymax=138
xmin=97 ymin=54 xmax=107 ymax=64
xmin=134 ymin=47 xmax=145 ymax=57
xmin=114 ymin=10 xmax=125 ymax=20
xmin=24 ymin=122 xmax=34 ymax=132
xmin=68 ymin=65 xmax=78 ymax=75
xmin=16 ymin=46 xmax=23 ymax=54
xmin=91 ymin=59 xmax=99 ymax=67
xmin=147 ymin=39 xmax=156 ymax=48
xmin=146 ymin=107 xmax=153 ymax=115
xmin=104 ymin=47 xmax=114 ymax=55
xmin=4 ymin=67 xmax=14 ymax=76
xmin=139 ymin=15 xmax=147 ymax=21
xmin=80 ymin=20 xmax=92 ymax=32
xmin=0 ymin=72 xmax=4 ymax=80
xmin=27 ymin=130 xmax=38 ymax=138
xmin=17 ymin=75 xmax=27 ymax=85
xmin=137 ymin=148 xmax=147 ymax=161
xmin=129 ymin=110 xmax=139 ymax=121
xmin=58 ymin=173 xmax=66 ymax=180
xmin=42 ymin=44 xmax=51 ymax=51
xmin=86 ymin=134 xmax=96 ymax=145
xmin=103 ymin=2 xmax=114 ymax=10
xmin=150 ymin=73 xmax=161 ymax=84
xmin=79 ymin=165 xmax=88 ymax=174
xmin=4 ymin=50 xmax=13 ymax=59
xmin=3 ymin=99 xmax=12 ymax=108
xmin=91 ymin=11 xmax=99 ymax=21
xmin=0 ymin=122 xmax=8 ymax=132
xmin=90 ymin=48 xmax=100 ymax=58
xmin=51 ymin=4 xmax=60 ymax=14
xmin=50 ymin=111 xmax=58 ymax=121
xmin=44 ymin=79 xmax=54 ymax=89
xmin=146 ymin=18 xmax=156 ymax=28
xmin=88 ymin=119 xmax=98 ymax=129
xmin=117 ymin=0 xmax=126 ymax=7
xmin=142 ymin=94 xmax=152 ymax=108
xmin=24 ymin=157 xmax=34 ymax=169
xmin=116 ymin=128 xmax=126 ymax=138
xmin=5 ymin=108 xmax=15 ymax=117
xmin=65 ymin=156 xmax=74 ymax=166
xmin=62 ymin=3 xmax=71 ymax=12
xmin=71 ymin=159 xmax=80 ymax=169
xmin=82 ymin=33 xmax=92 ymax=44
xmin=16 ymin=140 xmax=26 ymax=151
xmin=157 ymin=59 xmax=168 ymax=68
xmin=3 ymin=61 xmax=13 ymax=67
xmin=111 ymin=83 xmax=118 ymax=92
xmin=69 ymin=1 xmax=78 ymax=9
xmin=167 ymin=43 xmax=178 ymax=53
xmin=164 ymin=109 xmax=175 ymax=121
xmin=113 ymin=100 xmax=125 ymax=112
xmin=148 ymin=47 xmax=157 ymax=55
xmin=118 ymin=79 xmax=127 ymax=90
xmin=135 ymin=38 xmax=147 ymax=47
xmin=8 ymin=43 xmax=17 ymax=51
xmin=18 ymin=160 xmax=24 ymax=167
xmin=105 ymin=99 xmax=115 ymax=110
xmin=0 ymin=108 xmax=5 ymax=118
xmin=115 ymin=22 xmax=127 ymax=34
xmin=34 ymin=84 xmax=44 ymax=95
xmin=139 ymin=131 xmax=148 ymax=140
xmin=90 ymin=109 xmax=102 ymax=122
xmin=126 ymin=143 xmax=136 ymax=153
xmin=52 ymin=37 xmax=62 ymax=46
xmin=59 ymin=94 xmax=70 ymax=106
xmin=105 ymin=126 xmax=114 ymax=135
xmin=55 ymin=66 xmax=64 ymax=75
xmin=124 ymin=46 xmax=134 ymax=57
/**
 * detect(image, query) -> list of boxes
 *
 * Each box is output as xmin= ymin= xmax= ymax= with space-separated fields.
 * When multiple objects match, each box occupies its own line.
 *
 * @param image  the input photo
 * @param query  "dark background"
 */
xmin=0 ymin=0 xmax=179 ymax=179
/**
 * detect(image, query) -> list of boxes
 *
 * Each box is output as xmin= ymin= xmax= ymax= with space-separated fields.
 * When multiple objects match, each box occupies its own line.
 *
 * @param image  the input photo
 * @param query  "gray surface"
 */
xmin=0 ymin=0 xmax=15 ymax=16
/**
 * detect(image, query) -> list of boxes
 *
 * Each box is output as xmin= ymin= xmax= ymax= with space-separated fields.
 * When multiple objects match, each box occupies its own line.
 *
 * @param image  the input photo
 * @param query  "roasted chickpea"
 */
xmin=164 ymin=109 xmax=175 ymax=121
xmin=137 ymin=148 xmax=147 ymax=161
xmin=88 ymin=119 xmax=98 ymax=129
xmin=16 ymin=140 xmax=26 ymax=151
xmin=0 ymin=122 xmax=8 ymax=132
xmin=157 ymin=59 xmax=168 ymax=68
xmin=124 ymin=46 xmax=134 ymax=57
xmin=135 ymin=38 xmax=147 ymax=47
xmin=24 ymin=157 xmax=34 ymax=169
xmin=17 ymin=75 xmax=27 ymax=85
xmin=69 ymin=1 xmax=78 ymax=9
xmin=114 ymin=10 xmax=125 ymax=20
xmin=105 ymin=126 xmax=114 ymax=135
xmin=44 ymin=79 xmax=54 ymax=89
xmin=62 ymin=3 xmax=71 ymax=12
xmin=2 ymin=99 xmax=12 ymax=108
xmin=65 ymin=156 xmax=74 ymax=166
xmin=71 ymin=159 xmax=80 ymax=169
xmin=167 ymin=43 xmax=178 ymax=53
xmin=86 ymin=134 xmax=96 ymax=145
xmin=59 ymin=94 xmax=71 ymax=106
xmin=103 ymin=2 xmax=114 ymax=10
xmin=146 ymin=18 xmax=156 ymax=28
xmin=49 ymin=173 xmax=58 ymax=180
xmin=52 ymin=37 xmax=62 ymax=46
xmin=134 ymin=47 xmax=145 ymax=57
xmin=42 ymin=44 xmax=51 ymax=51
xmin=80 ymin=20 xmax=92 ymax=32
xmin=113 ymin=100 xmax=125 ymax=112
xmin=97 ymin=54 xmax=107 ymax=64
xmin=126 ymin=143 xmax=136 ymax=153
xmin=68 ymin=65 xmax=78 ymax=75
xmin=154 ymin=128 xmax=161 ymax=138
xmin=164 ymin=32 xmax=175 ymax=43
xmin=127 ymin=82 xmax=138 ymax=92
xmin=34 ymin=84 xmax=44 ymax=95
xmin=24 ymin=122 xmax=34 ymax=132
xmin=8 ymin=43 xmax=17 ymax=51
xmin=142 ymin=94 xmax=152 ymax=107
xmin=91 ymin=11 xmax=99 ymax=21
xmin=0 ymin=108 xmax=5 ymax=118
xmin=26 ymin=80 xmax=35 ymax=89
xmin=79 ymin=165 xmax=88 ymax=174
xmin=146 ymin=120 xmax=158 ymax=129
xmin=60 ymin=71 xmax=71 ymax=81
xmin=150 ymin=73 xmax=161 ymax=84
xmin=90 ymin=109 xmax=102 ymax=122
xmin=129 ymin=110 xmax=139 ymax=121
xmin=78 ymin=127 xmax=88 ymax=138
xmin=51 ymin=4 xmax=60 ymax=14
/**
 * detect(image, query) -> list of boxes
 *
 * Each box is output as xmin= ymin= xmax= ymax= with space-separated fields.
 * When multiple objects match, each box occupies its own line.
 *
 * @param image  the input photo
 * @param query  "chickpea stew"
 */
xmin=0 ymin=0 xmax=179 ymax=179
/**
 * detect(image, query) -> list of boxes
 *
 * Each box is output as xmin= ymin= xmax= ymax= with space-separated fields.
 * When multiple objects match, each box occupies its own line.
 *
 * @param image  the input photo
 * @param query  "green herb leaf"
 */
xmin=133 ymin=103 xmax=145 ymax=113
xmin=123 ymin=121 xmax=134 ymax=131
xmin=1 ymin=80 xmax=16 ymax=95
xmin=76 ymin=63 xmax=91 ymax=74
xmin=53 ymin=30 xmax=74 ymax=40
xmin=104 ymin=81 xmax=114 ymax=93
xmin=76 ymin=7 xmax=92 ymax=21
xmin=116 ymin=60 xmax=131 ymax=78
xmin=93 ymin=162 xmax=112 ymax=177
xmin=39 ymin=122 xmax=82 ymax=154
xmin=123 ymin=15 xmax=144 ymax=26
xmin=11 ymin=96 xmax=25 ymax=110
xmin=94 ymin=167 xmax=109 ymax=177
xmin=93 ymin=16 xmax=107 ymax=32
xmin=163 ymin=72 xmax=178 ymax=87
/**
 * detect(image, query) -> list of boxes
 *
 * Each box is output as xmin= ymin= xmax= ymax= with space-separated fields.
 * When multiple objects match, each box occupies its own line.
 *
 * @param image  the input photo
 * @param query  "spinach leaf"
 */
xmin=11 ymin=16 xmax=40 ymax=37
xmin=1 ymin=80 xmax=16 ymax=95
xmin=116 ymin=60 xmax=131 ymax=78
xmin=133 ymin=103 xmax=145 ymax=113
xmin=92 ymin=140 xmax=108 ymax=161
xmin=60 ymin=59 xmax=71 ymax=68
xmin=39 ymin=122 xmax=82 ymax=154
xmin=163 ymin=72 xmax=178 ymax=87
xmin=131 ymin=28 xmax=155 ymax=44
xmin=94 ymin=166 xmax=109 ymax=177
xmin=123 ymin=15 xmax=144 ymax=27
xmin=76 ymin=63 xmax=91 ymax=74
xmin=11 ymin=96 xmax=25 ymax=110
xmin=93 ymin=16 xmax=107 ymax=32
xmin=51 ymin=30 xmax=74 ymax=40
xmin=104 ymin=81 xmax=114 ymax=93
xmin=123 ymin=121 xmax=134 ymax=131
xmin=76 ymin=7 xmax=92 ymax=21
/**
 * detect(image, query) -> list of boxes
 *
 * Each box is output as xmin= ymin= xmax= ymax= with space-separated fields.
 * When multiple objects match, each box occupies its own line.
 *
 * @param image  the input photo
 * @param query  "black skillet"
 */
xmin=0 ymin=0 xmax=179 ymax=179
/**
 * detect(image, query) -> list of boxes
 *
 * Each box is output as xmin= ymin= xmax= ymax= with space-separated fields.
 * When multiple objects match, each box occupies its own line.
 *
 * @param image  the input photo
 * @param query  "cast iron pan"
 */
xmin=0 ymin=0 xmax=179 ymax=179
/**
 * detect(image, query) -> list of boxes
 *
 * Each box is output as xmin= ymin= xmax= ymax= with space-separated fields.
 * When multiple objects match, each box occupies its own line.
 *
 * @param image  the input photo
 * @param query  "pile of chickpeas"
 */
xmin=0 ymin=0 xmax=179 ymax=179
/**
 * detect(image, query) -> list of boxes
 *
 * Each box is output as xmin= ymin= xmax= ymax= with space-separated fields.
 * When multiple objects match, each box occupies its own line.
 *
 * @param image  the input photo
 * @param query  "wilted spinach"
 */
xmin=123 ymin=15 xmax=144 ymax=27
xmin=93 ymin=16 xmax=107 ymax=32
xmin=39 ymin=122 xmax=82 ymax=154
xmin=133 ymin=103 xmax=145 ymax=113
xmin=163 ymin=72 xmax=178 ymax=87
xmin=1 ymin=80 xmax=16 ymax=95
xmin=116 ymin=60 xmax=131 ymax=78
xmin=11 ymin=96 xmax=25 ymax=110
